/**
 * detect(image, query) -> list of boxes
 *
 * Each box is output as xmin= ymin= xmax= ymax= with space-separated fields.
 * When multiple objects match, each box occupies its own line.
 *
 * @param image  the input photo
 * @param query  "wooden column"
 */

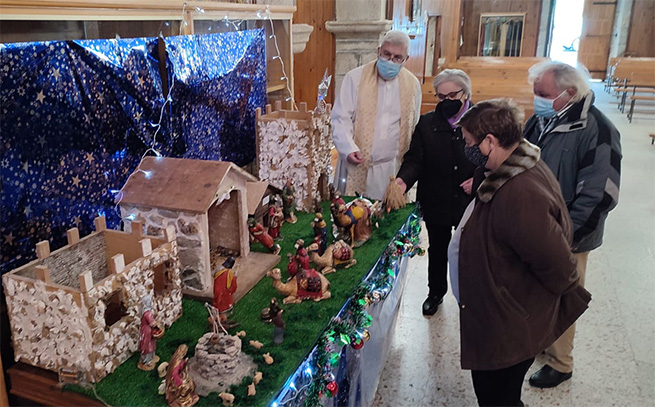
xmin=443 ymin=0 xmax=462 ymax=66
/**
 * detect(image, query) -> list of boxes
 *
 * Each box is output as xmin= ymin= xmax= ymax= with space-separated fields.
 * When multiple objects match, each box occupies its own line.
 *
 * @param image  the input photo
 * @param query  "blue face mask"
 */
xmin=533 ymin=91 xmax=567 ymax=119
xmin=377 ymin=58 xmax=402 ymax=80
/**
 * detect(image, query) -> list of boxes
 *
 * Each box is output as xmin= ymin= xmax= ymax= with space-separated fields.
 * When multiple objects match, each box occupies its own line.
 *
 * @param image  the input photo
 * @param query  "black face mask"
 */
xmin=437 ymin=99 xmax=463 ymax=118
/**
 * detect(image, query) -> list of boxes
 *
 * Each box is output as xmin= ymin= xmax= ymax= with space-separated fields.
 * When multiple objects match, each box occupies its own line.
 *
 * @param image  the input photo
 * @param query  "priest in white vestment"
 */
xmin=331 ymin=30 xmax=422 ymax=201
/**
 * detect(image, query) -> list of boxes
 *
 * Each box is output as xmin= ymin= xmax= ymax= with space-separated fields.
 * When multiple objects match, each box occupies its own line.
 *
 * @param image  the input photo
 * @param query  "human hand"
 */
xmin=395 ymin=177 xmax=407 ymax=194
xmin=460 ymin=178 xmax=473 ymax=195
xmin=347 ymin=151 xmax=364 ymax=165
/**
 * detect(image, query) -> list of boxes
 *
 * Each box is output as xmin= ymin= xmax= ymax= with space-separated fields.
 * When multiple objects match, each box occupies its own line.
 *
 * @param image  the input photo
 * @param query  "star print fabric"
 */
xmin=0 ymin=29 xmax=266 ymax=275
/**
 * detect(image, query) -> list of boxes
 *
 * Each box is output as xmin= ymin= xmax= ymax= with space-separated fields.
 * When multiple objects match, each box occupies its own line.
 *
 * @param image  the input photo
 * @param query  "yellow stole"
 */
xmin=214 ymin=268 xmax=234 ymax=289
xmin=346 ymin=60 xmax=418 ymax=196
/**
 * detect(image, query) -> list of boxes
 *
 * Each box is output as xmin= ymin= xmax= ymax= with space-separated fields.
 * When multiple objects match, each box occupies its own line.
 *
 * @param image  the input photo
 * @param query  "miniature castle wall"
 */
xmin=2 ymin=217 xmax=183 ymax=383
xmin=256 ymin=101 xmax=332 ymax=211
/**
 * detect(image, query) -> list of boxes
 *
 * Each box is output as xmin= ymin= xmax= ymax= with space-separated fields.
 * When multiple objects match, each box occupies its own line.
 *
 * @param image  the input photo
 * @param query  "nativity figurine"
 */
xmin=266 ymin=267 xmax=331 ymax=304
xmin=248 ymin=217 xmax=281 ymax=255
xmin=212 ymin=257 xmax=239 ymax=330
xmin=330 ymin=199 xmax=372 ymax=247
xmin=311 ymin=213 xmax=329 ymax=256
xmin=282 ymin=178 xmax=297 ymax=224
xmin=165 ymin=344 xmax=199 ymax=407
xmin=307 ymin=239 xmax=357 ymax=274
xmin=267 ymin=197 xmax=284 ymax=240
xmin=138 ymin=295 xmax=164 ymax=371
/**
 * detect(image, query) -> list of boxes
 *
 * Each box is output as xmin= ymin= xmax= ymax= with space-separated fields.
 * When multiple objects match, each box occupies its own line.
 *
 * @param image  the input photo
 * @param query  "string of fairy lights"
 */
xmin=270 ymin=213 xmax=424 ymax=407
xmin=110 ymin=2 xmax=296 ymax=217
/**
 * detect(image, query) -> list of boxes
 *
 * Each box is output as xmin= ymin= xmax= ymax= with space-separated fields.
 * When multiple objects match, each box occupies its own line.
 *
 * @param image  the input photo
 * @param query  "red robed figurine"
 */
xmin=248 ymin=216 xmax=281 ymax=255
xmin=213 ymin=257 xmax=238 ymax=329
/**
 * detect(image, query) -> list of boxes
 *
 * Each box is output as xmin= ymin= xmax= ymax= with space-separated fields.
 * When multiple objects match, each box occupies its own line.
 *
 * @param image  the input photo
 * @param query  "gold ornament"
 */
xmin=362 ymin=329 xmax=370 ymax=342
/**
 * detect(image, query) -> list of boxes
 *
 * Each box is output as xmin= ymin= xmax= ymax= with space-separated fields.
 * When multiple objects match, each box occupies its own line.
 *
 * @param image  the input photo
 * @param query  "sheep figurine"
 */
xmin=218 ymin=392 xmax=235 ymax=406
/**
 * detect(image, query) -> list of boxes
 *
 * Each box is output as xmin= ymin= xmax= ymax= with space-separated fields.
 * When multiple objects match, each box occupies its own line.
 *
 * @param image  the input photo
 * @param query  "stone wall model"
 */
xmin=122 ymin=205 xmax=208 ymax=294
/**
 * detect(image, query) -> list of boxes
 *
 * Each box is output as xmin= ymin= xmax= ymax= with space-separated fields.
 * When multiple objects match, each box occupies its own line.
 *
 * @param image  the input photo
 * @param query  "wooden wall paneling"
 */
xmin=404 ymin=29 xmax=427 ymax=82
xmin=460 ymin=0 xmax=542 ymax=57
xmin=626 ymin=0 xmax=655 ymax=57
xmin=578 ymin=0 xmax=616 ymax=78
xmin=292 ymin=0 xmax=335 ymax=107
xmin=0 ymin=20 xmax=84 ymax=43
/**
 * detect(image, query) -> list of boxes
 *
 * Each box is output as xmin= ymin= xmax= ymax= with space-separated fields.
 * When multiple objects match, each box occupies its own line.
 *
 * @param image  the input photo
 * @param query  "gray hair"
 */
xmin=433 ymin=69 xmax=472 ymax=99
xmin=380 ymin=30 xmax=410 ymax=56
xmin=528 ymin=61 xmax=590 ymax=103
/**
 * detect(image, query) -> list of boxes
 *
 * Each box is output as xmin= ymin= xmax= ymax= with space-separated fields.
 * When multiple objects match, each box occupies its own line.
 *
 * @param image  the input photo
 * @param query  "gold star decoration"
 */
xmin=134 ymin=111 xmax=142 ymax=121
xmin=85 ymin=152 xmax=94 ymax=164
xmin=53 ymin=67 xmax=61 ymax=80
xmin=98 ymin=92 xmax=104 ymax=103
xmin=72 ymin=175 xmax=81 ymax=187
xmin=36 ymin=90 xmax=45 ymax=103
xmin=138 ymin=75 xmax=145 ymax=87
xmin=4 ymin=232 xmax=14 ymax=246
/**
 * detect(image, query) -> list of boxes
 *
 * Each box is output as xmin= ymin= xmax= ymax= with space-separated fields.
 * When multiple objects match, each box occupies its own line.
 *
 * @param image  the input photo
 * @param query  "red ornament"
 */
xmin=326 ymin=380 xmax=338 ymax=396
xmin=351 ymin=338 xmax=364 ymax=350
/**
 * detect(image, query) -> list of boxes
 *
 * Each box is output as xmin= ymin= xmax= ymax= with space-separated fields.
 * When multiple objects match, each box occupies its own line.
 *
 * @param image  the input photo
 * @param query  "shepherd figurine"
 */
xmin=138 ymin=295 xmax=164 ymax=371
xmin=282 ymin=178 xmax=298 ymax=224
xmin=212 ymin=257 xmax=239 ymax=329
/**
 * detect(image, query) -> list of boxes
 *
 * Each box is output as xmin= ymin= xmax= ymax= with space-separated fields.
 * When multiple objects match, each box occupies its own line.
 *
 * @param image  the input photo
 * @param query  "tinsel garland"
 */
xmin=302 ymin=212 xmax=424 ymax=407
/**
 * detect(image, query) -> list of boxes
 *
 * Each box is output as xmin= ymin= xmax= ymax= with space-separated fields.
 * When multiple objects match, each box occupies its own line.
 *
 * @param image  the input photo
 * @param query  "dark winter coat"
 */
xmin=459 ymin=140 xmax=591 ymax=371
xmin=523 ymin=92 xmax=621 ymax=253
xmin=397 ymin=105 xmax=476 ymax=226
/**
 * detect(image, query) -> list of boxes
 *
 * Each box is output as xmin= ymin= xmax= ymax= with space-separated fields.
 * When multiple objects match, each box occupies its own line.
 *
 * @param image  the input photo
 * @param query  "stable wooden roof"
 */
xmin=120 ymin=157 xmax=258 ymax=213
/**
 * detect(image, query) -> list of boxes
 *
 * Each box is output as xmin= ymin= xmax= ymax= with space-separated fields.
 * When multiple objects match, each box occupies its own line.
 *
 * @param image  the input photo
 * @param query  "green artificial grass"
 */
xmin=72 ymin=201 xmax=416 ymax=406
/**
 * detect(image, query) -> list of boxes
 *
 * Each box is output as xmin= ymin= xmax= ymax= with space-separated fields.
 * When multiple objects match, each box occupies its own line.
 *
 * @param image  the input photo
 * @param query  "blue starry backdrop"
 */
xmin=0 ymin=29 xmax=266 ymax=275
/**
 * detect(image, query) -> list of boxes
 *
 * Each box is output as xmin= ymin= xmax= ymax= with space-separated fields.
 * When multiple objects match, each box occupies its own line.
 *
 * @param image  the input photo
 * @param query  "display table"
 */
xmin=5 ymin=204 xmax=421 ymax=407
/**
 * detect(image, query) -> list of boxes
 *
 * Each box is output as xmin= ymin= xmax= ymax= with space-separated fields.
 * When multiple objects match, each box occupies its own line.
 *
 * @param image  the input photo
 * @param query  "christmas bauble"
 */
xmin=326 ymin=380 xmax=338 ymax=396
xmin=362 ymin=329 xmax=370 ymax=342
xmin=351 ymin=338 xmax=364 ymax=350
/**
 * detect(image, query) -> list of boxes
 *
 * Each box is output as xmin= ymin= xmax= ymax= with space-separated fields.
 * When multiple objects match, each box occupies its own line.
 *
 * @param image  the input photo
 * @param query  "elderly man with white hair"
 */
xmin=524 ymin=61 xmax=622 ymax=389
xmin=332 ymin=30 xmax=421 ymax=200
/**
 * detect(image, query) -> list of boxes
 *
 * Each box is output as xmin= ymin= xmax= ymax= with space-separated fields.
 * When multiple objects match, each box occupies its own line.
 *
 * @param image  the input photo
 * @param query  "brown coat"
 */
xmin=459 ymin=140 xmax=591 ymax=371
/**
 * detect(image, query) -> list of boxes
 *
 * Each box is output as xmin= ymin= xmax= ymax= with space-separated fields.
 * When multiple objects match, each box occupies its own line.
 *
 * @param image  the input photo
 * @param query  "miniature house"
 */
xmin=256 ymin=101 xmax=332 ymax=211
xmin=119 ymin=157 xmax=274 ymax=298
xmin=1 ymin=216 xmax=183 ymax=383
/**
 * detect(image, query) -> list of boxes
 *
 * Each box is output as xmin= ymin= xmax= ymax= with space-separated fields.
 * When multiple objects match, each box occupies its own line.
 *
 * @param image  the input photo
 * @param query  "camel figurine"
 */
xmin=307 ymin=240 xmax=356 ymax=274
xmin=266 ymin=268 xmax=331 ymax=304
xmin=330 ymin=199 xmax=372 ymax=247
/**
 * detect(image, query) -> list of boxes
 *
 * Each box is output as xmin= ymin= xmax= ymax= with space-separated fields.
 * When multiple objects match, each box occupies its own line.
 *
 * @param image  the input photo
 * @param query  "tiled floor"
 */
xmin=372 ymin=83 xmax=655 ymax=407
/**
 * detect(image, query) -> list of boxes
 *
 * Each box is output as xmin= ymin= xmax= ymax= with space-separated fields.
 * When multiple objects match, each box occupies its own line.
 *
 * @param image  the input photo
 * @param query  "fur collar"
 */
xmin=477 ymin=140 xmax=541 ymax=202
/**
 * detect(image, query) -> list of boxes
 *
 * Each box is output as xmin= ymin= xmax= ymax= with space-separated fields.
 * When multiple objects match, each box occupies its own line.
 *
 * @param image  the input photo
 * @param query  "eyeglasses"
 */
xmin=437 ymin=89 xmax=464 ymax=100
xmin=379 ymin=49 xmax=407 ymax=64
